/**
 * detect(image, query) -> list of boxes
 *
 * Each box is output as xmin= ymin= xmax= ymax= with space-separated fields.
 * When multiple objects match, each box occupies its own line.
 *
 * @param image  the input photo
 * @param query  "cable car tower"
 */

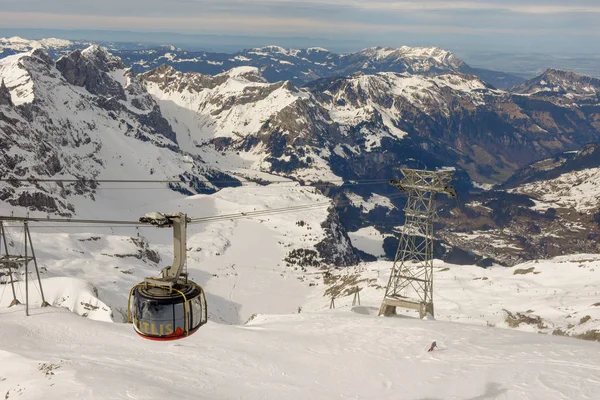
xmin=0 ymin=220 xmax=50 ymax=314
xmin=379 ymin=168 xmax=456 ymax=319
xmin=128 ymin=212 xmax=207 ymax=341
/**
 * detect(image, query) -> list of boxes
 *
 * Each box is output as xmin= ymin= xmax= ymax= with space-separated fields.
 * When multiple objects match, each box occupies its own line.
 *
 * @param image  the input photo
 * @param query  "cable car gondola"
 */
xmin=127 ymin=212 xmax=207 ymax=340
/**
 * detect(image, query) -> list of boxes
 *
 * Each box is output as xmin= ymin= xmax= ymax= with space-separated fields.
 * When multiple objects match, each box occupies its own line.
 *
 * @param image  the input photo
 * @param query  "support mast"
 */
xmin=379 ymin=168 xmax=456 ymax=318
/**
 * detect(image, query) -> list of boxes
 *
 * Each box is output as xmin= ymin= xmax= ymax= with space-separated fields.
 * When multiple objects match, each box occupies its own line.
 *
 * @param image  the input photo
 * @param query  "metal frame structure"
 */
xmin=138 ymin=212 xmax=190 ymax=289
xmin=379 ymin=168 xmax=456 ymax=318
xmin=127 ymin=212 xmax=208 ymax=340
xmin=0 ymin=220 xmax=49 ymax=315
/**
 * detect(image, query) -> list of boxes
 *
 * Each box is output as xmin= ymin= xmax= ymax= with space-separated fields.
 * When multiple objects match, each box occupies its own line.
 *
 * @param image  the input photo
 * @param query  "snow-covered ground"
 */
xmin=0 ymin=183 xmax=334 ymax=323
xmin=1 ymin=305 xmax=600 ymax=399
xmin=348 ymin=226 xmax=391 ymax=258
xmin=510 ymin=167 xmax=600 ymax=211
xmin=309 ymin=255 xmax=600 ymax=338
xmin=1 ymin=197 xmax=600 ymax=399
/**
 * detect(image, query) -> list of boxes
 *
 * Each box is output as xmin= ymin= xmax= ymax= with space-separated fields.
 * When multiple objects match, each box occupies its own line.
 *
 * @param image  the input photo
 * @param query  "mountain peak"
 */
xmin=56 ymin=47 xmax=126 ymax=99
xmin=0 ymin=36 xmax=75 ymax=52
xmin=158 ymin=44 xmax=180 ymax=52
xmin=541 ymin=68 xmax=580 ymax=79
xmin=82 ymin=44 xmax=108 ymax=57
xmin=29 ymin=48 xmax=54 ymax=66
xmin=248 ymin=45 xmax=300 ymax=57
xmin=306 ymin=47 xmax=329 ymax=53
xmin=80 ymin=45 xmax=124 ymax=71
xmin=261 ymin=45 xmax=288 ymax=53
xmin=0 ymin=52 xmax=38 ymax=105
xmin=354 ymin=45 xmax=463 ymax=70
xmin=219 ymin=66 xmax=266 ymax=82
xmin=511 ymin=68 xmax=600 ymax=96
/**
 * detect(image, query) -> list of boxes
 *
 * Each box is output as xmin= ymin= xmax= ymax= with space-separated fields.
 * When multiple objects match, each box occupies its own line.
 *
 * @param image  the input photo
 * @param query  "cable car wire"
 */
xmin=0 ymin=177 xmax=391 ymax=185
xmin=0 ymin=193 xmax=405 ymax=228
xmin=7 ymin=180 xmax=390 ymax=191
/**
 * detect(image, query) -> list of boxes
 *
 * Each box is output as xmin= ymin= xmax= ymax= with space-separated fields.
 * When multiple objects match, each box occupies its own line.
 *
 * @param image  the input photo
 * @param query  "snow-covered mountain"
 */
xmin=0 ymin=46 xmax=358 ymax=267
xmin=140 ymin=63 xmax=600 ymax=186
xmin=112 ymin=44 xmax=525 ymax=89
xmin=2 ymin=46 xmax=600 ymax=266
xmin=0 ymin=36 xmax=82 ymax=59
xmin=0 ymin=46 xmax=236 ymax=216
xmin=506 ymin=141 xmax=600 ymax=223
xmin=511 ymin=68 xmax=600 ymax=102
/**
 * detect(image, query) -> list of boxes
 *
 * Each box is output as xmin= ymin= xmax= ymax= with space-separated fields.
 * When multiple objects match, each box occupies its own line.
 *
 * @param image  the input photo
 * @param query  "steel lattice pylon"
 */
xmin=379 ymin=168 xmax=456 ymax=318
xmin=0 ymin=220 xmax=50 ymax=315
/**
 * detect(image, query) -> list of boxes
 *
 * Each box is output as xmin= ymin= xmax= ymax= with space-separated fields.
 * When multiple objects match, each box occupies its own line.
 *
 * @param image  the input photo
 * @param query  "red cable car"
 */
xmin=127 ymin=212 xmax=207 ymax=340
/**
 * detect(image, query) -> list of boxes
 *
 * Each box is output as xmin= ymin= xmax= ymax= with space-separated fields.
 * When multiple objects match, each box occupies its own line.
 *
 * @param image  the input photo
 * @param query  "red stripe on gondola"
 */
xmin=135 ymin=326 xmax=201 ymax=341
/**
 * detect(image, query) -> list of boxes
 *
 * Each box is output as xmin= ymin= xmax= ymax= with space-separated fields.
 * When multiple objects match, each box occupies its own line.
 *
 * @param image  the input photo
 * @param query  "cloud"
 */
xmin=2 ymin=0 xmax=600 ymax=17
xmin=0 ymin=0 xmax=598 ymax=54
xmin=353 ymin=1 xmax=600 ymax=14
xmin=1 ymin=10 xmax=597 ymax=37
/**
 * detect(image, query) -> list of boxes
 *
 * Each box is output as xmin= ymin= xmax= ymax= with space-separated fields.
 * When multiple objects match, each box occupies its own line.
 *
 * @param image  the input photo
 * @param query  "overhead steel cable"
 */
xmin=0 ymin=193 xmax=404 ymax=228
xmin=11 ymin=225 xmax=144 ymax=229
xmin=8 ymin=180 xmax=392 ymax=191
xmin=0 ymin=216 xmax=142 ymax=225
xmin=188 ymin=193 xmax=406 ymax=224
xmin=0 ymin=177 xmax=391 ymax=185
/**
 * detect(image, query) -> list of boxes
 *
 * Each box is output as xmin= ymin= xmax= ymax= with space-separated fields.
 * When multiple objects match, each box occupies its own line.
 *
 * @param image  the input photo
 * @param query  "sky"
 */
xmin=0 ymin=0 xmax=599 ymax=54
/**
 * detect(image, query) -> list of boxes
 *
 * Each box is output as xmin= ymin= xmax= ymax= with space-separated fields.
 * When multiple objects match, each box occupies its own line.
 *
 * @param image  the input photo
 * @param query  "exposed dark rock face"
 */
xmin=315 ymin=208 xmax=359 ymax=267
xmin=56 ymin=46 xmax=126 ymax=99
xmin=7 ymin=191 xmax=74 ymax=215
xmin=0 ymin=47 xmax=227 ymax=216
xmin=0 ymin=79 xmax=12 ymax=106
xmin=135 ymin=104 xmax=178 ymax=145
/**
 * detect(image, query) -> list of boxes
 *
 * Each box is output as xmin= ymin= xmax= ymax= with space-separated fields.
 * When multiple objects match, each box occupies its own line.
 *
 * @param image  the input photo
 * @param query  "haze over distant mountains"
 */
xmin=1 ymin=30 xmax=599 ymax=79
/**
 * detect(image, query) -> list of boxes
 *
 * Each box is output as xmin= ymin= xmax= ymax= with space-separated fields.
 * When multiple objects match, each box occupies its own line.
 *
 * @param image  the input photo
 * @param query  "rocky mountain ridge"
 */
xmin=2 ymin=46 xmax=600 ymax=266
xmin=0 ymin=38 xmax=524 ymax=89
xmin=0 ymin=46 xmax=359 ymax=267
xmin=0 ymin=47 xmax=232 ymax=216
xmin=0 ymin=36 xmax=82 ymax=59
xmin=120 ymin=44 xmax=524 ymax=90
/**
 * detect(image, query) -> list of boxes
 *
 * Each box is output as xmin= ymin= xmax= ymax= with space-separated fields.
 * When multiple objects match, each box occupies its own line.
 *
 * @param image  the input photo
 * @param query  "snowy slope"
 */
xmin=510 ymin=167 xmax=600 ymax=212
xmin=1 ymin=300 xmax=600 ymax=399
xmin=503 ymin=142 xmax=600 ymax=212
xmin=314 ymin=255 xmax=600 ymax=339
xmin=0 ymin=48 xmax=229 ymax=215
xmin=0 ymin=181 xmax=355 ymax=324
xmin=0 ymin=53 xmax=35 ymax=105
xmin=141 ymin=65 xmax=309 ymax=145
xmin=0 ymin=37 xmax=75 ymax=53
